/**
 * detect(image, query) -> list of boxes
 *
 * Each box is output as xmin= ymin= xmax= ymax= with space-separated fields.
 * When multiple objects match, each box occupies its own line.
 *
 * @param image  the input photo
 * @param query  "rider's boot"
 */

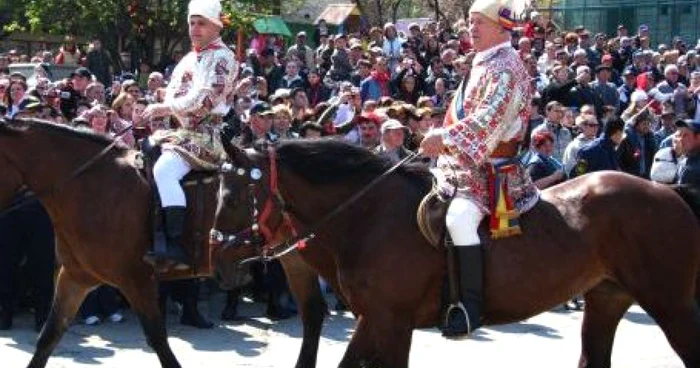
xmin=145 ymin=206 xmax=190 ymax=271
xmin=442 ymin=245 xmax=483 ymax=338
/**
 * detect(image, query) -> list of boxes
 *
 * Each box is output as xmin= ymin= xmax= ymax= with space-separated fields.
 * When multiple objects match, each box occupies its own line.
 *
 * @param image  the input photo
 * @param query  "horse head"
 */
xmin=213 ymin=138 xmax=287 ymax=286
xmin=0 ymin=119 xmax=28 ymax=209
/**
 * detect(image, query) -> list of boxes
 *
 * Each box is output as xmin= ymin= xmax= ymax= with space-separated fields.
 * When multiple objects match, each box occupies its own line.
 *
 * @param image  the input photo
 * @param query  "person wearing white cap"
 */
xmin=420 ymin=0 xmax=537 ymax=338
xmin=141 ymin=0 xmax=238 ymax=270
xmin=375 ymin=119 xmax=411 ymax=163
xmin=288 ymin=31 xmax=315 ymax=72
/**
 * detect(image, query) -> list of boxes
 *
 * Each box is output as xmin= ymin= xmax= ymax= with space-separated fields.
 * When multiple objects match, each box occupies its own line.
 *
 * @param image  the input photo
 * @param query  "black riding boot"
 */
xmin=443 ymin=246 xmax=483 ymax=338
xmin=145 ymin=207 xmax=190 ymax=271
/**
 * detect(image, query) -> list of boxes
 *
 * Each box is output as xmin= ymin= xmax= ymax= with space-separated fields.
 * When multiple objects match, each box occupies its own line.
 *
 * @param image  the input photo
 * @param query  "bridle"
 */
xmin=209 ymin=146 xmax=301 ymax=260
xmin=210 ymin=145 xmax=421 ymax=263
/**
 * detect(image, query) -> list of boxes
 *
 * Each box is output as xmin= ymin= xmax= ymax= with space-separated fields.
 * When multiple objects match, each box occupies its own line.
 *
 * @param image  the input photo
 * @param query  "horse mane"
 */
xmin=272 ymin=139 xmax=433 ymax=191
xmin=0 ymin=117 xmax=122 ymax=148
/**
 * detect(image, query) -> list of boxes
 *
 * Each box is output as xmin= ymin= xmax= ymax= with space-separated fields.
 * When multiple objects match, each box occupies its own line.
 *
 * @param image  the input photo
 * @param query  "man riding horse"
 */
xmin=141 ymin=0 xmax=237 ymax=270
xmin=420 ymin=0 xmax=539 ymax=338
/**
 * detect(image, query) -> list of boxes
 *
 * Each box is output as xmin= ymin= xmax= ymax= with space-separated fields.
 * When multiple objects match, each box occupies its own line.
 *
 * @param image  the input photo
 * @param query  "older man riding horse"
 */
xmin=420 ymin=0 xmax=536 ymax=337
xmin=210 ymin=0 xmax=700 ymax=367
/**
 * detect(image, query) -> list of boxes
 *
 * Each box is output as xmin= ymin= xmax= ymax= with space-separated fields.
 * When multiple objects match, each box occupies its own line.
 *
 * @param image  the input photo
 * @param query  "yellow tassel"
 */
xmin=491 ymin=226 xmax=522 ymax=240
xmin=495 ymin=209 xmax=520 ymax=220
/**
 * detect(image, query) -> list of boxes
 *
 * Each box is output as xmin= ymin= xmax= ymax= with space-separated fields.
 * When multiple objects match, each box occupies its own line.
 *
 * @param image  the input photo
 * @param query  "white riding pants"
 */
xmin=153 ymin=150 xmax=191 ymax=207
xmin=445 ymin=197 xmax=486 ymax=247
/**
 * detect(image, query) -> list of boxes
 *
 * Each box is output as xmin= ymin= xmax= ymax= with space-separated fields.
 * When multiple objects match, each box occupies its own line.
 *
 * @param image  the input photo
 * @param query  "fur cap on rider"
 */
xmin=188 ymin=0 xmax=224 ymax=28
xmin=469 ymin=0 xmax=528 ymax=31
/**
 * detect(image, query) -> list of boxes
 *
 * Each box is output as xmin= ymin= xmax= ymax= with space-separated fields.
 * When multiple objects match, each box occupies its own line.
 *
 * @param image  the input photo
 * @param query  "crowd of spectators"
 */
xmin=2 ymin=12 xmax=700 ymax=332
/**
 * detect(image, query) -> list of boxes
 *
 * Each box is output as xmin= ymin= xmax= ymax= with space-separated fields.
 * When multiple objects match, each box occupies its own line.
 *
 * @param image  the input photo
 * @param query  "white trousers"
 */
xmin=445 ymin=197 xmax=486 ymax=247
xmin=153 ymin=150 xmax=191 ymax=207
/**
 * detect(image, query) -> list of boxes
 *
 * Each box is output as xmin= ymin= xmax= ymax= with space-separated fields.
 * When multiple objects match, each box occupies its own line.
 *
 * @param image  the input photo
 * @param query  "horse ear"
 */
xmin=220 ymin=131 xmax=251 ymax=167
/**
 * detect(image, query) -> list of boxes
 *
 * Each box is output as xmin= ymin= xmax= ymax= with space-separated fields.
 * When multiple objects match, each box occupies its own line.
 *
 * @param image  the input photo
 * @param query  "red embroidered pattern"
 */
xmin=437 ymin=45 xmax=537 ymax=212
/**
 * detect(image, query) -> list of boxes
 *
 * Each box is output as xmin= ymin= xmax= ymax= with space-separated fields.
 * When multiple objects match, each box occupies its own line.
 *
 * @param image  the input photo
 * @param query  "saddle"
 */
xmin=139 ymin=138 xmax=219 ymax=280
xmin=416 ymin=185 xmax=523 ymax=250
xmin=417 ymin=189 xmax=493 ymax=249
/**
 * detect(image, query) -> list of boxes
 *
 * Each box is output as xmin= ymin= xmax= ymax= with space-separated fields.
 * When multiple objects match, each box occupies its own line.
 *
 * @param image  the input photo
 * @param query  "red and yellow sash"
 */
xmin=488 ymin=160 xmax=522 ymax=239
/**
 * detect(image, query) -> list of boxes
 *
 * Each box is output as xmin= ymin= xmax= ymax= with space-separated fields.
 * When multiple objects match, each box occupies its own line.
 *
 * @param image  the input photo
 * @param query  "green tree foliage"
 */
xmin=2 ymin=0 xmax=282 ymax=68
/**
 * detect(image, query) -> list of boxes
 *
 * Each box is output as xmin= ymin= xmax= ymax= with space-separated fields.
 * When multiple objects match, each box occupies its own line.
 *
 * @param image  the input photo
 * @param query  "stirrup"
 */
xmin=443 ymin=302 xmax=472 ymax=338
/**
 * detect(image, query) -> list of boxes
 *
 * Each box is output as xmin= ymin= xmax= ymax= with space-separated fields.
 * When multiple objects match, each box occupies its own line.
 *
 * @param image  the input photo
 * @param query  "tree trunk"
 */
xmin=375 ymin=0 xmax=384 ymax=25
xmin=391 ymin=0 xmax=403 ymax=23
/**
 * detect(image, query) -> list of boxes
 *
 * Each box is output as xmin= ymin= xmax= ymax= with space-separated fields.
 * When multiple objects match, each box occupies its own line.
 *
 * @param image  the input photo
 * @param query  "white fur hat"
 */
xmin=469 ymin=0 xmax=527 ymax=31
xmin=188 ymin=0 xmax=223 ymax=28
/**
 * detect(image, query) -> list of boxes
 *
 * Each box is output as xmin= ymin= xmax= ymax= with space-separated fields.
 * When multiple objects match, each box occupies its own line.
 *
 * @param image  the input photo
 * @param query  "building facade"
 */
xmin=540 ymin=0 xmax=700 ymax=46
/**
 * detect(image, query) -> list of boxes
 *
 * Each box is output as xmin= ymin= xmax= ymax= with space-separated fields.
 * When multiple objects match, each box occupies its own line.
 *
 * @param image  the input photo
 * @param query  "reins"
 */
xmin=249 ymin=149 xmax=422 ymax=262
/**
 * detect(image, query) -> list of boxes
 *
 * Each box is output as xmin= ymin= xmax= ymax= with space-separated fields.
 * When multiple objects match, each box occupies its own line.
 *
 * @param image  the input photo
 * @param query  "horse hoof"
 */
xmin=266 ymin=308 xmax=296 ymax=321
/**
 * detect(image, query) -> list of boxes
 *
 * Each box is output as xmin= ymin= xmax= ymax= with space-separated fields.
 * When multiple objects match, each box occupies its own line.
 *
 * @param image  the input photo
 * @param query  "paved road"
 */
xmin=0 ymin=293 xmax=682 ymax=367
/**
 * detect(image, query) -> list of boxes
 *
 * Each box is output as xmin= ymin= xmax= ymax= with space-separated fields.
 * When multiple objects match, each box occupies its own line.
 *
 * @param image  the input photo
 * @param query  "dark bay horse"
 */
xmin=0 ymin=118 xmax=326 ymax=368
xmin=214 ymin=138 xmax=700 ymax=368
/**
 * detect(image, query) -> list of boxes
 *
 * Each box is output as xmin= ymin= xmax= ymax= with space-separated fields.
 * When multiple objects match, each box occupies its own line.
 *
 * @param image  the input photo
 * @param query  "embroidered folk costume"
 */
xmin=421 ymin=0 xmax=538 ymax=338
xmin=144 ymin=0 xmax=237 ymax=270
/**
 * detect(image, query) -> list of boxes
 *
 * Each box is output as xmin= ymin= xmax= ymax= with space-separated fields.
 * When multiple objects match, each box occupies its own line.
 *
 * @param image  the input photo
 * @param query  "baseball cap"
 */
xmin=356 ymin=113 xmax=382 ymax=127
xmin=639 ymin=24 xmax=649 ymax=33
xmin=380 ymin=119 xmax=408 ymax=134
xmin=602 ymin=54 xmax=613 ymax=63
xmin=676 ymin=119 xmax=700 ymax=133
xmin=249 ymin=101 xmax=274 ymax=116
xmin=71 ymin=67 xmax=92 ymax=79
xmin=241 ymin=66 xmax=254 ymax=76
xmin=270 ymin=88 xmax=291 ymax=102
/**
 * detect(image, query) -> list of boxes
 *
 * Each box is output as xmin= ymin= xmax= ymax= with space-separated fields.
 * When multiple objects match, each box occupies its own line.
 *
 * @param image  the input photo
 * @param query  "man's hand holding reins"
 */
xmin=420 ymin=128 xmax=446 ymax=158
xmin=142 ymin=103 xmax=172 ymax=121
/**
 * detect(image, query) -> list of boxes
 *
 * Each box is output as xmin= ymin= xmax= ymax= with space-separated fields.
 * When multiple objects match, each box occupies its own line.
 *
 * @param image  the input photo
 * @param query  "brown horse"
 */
xmin=214 ymin=138 xmax=700 ymax=368
xmin=0 ymin=118 xmax=326 ymax=368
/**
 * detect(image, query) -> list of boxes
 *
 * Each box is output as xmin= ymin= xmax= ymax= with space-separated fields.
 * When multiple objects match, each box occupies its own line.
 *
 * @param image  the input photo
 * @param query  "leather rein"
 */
xmin=209 ymin=146 xmax=421 ymax=263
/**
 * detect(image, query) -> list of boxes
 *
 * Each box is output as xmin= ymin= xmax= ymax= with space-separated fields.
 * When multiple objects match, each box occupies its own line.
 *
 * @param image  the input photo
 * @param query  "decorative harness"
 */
xmin=209 ymin=146 xmax=302 ymax=261
xmin=209 ymin=145 xmax=420 ymax=262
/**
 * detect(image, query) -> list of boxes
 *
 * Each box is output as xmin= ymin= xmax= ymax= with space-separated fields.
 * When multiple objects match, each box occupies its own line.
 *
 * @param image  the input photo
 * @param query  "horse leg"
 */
xmin=338 ymin=314 xmax=412 ymax=368
xmin=638 ymin=299 xmax=700 ymax=367
xmin=280 ymin=252 xmax=326 ymax=368
xmin=338 ymin=316 xmax=374 ymax=368
xmin=119 ymin=276 xmax=181 ymax=368
xmin=577 ymin=281 xmax=634 ymax=368
xmin=696 ymin=274 xmax=700 ymax=307
xmin=28 ymin=267 xmax=96 ymax=368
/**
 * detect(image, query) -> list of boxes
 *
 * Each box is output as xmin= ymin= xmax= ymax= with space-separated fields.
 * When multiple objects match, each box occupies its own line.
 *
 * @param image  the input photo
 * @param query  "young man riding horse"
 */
xmin=420 ymin=0 xmax=539 ymax=337
xmin=141 ymin=0 xmax=238 ymax=270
